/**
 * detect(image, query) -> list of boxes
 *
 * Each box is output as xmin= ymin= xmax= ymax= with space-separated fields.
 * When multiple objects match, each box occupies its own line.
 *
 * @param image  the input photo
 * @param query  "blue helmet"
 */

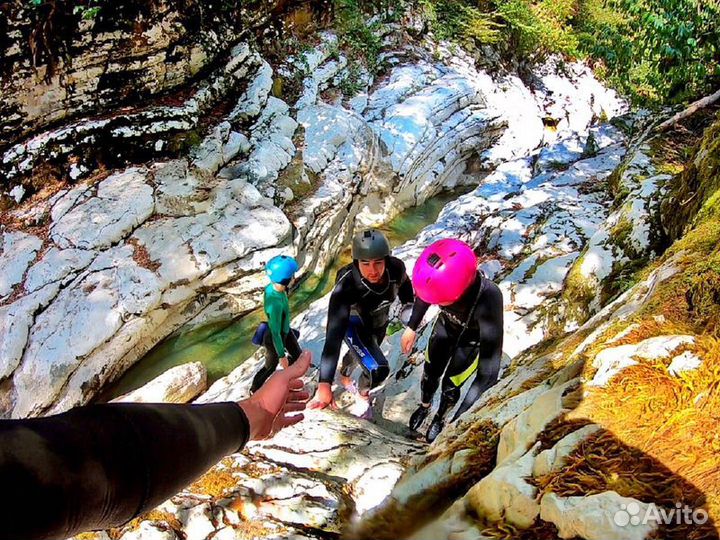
xmin=266 ymin=255 xmax=299 ymax=285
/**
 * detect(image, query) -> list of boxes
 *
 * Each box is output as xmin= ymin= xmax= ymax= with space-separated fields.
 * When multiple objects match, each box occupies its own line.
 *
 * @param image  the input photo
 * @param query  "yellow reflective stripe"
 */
xmin=424 ymin=318 xmax=437 ymax=363
xmin=450 ymin=355 xmax=479 ymax=386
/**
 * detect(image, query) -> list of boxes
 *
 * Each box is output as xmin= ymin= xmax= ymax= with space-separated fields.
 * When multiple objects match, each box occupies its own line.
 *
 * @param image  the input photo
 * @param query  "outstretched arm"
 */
xmin=401 ymin=297 xmax=431 ymax=354
xmin=407 ymin=297 xmax=430 ymax=331
xmin=0 ymin=351 xmax=311 ymax=540
xmin=318 ymin=285 xmax=351 ymax=384
xmin=398 ymin=263 xmax=415 ymax=305
xmin=0 ymin=402 xmax=249 ymax=540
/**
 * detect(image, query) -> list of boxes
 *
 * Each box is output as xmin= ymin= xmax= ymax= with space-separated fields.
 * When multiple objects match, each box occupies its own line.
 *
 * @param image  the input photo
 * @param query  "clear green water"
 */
xmin=104 ymin=187 xmax=470 ymax=400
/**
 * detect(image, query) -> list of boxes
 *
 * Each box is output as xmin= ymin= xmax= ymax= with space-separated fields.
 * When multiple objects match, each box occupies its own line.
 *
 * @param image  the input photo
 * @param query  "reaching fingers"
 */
xmin=285 ymin=350 xmax=312 ymax=378
xmin=288 ymin=378 xmax=305 ymax=391
xmin=308 ymin=399 xmax=326 ymax=410
xmin=282 ymin=401 xmax=306 ymax=414
xmin=276 ymin=413 xmax=304 ymax=430
xmin=287 ymin=390 xmax=310 ymax=403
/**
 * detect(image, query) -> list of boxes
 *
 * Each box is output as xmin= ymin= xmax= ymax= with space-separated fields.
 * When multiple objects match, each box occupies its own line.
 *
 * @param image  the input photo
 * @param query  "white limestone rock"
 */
xmin=152 ymin=159 xmax=214 ymax=217
xmin=353 ymin=461 xmax=406 ymax=514
xmin=242 ymin=97 xmax=298 ymax=188
xmin=299 ymin=104 xmax=361 ymax=174
xmin=466 ymin=443 xmax=541 ymax=528
xmin=191 ymin=122 xmax=231 ymax=174
xmin=532 ymin=424 xmax=602 ymax=477
xmin=113 ymin=361 xmax=207 ymax=404
xmin=51 ymin=168 xmax=155 ymax=250
xmin=178 ymin=502 xmax=215 ymax=540
xmin=590 ymin=335 xmax=695 ymax=387
xmin=0 ymin=231 xmax=43 ymax=298
xmin=667 ymin=351 xmax=702 ymax=376
xmin=246 ymin=475 xmax=341 ymax=530
xmin=229 ymin=57 xmax=273 ymax=122
xmin=540 ymin=491 xmax=656 ymax=540
xmin=409 ymin=499 xmax=491 ymax=540
xmin=8 ymin=185 xmax=26 ymax=203
xmin=133 ymin=180 xmax=291 ymax=289
xmin=497 ymin=379 xmax=578 ymax=464
xmin=246 ymin=409 xmax=425 ymax=487
xmin=223 ymin=130 xmax=250 ymax=162
xmin=0 ymin=283 xmax=61 ymax=381
xmin=12 ymin=246 xmax=162 ymax=417
xmin=24 ymin=247 xmax=95 ymax=293
xmin=119 ymin=521 xmax=178 ymax=540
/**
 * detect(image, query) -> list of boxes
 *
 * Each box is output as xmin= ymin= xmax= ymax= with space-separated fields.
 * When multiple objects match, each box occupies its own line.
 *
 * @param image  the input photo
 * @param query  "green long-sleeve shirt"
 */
xmin=264 ymin=283 xmax=291 ymax=356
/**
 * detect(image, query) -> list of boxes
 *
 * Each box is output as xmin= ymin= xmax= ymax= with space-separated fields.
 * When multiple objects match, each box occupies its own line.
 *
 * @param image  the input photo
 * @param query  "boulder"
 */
xmin=112 ymin=362 xmax=207 ymax=404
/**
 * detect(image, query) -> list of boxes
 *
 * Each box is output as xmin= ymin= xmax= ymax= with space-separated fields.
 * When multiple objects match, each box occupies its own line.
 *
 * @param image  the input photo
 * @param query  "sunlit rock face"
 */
xmin=0 ymin=1 xmax=280 ymax=153
xmin=0 ymin=16 xmax=624 ymax=420
xmin=16 ymin=9 xmax=719 ymax=540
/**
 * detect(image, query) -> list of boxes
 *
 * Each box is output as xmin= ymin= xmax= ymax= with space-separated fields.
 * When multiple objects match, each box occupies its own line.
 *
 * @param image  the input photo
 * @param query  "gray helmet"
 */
xmin=352 ymin=229 xmax=391 ymax=260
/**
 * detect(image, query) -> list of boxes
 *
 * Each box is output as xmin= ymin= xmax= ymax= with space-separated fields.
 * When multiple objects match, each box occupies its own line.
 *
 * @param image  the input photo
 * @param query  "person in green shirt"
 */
xmin=251 ymin=255 xmax=302 ymax=393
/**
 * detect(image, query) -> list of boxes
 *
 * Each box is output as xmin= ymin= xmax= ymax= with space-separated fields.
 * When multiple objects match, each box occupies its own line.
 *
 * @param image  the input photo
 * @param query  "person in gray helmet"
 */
xmin=309 ymin=229 xmax=414 ymax=419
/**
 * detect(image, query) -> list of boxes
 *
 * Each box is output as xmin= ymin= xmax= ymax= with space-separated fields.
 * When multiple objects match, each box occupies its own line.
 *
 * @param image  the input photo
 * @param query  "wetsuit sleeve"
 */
xmin=266 ymin=297 xmax=287 ymax=357
xmin=318 ymin=281 xmax=351 ymax=384
xmin=0 ymin=402 xmax=249 ymax=540
xmin=407 ymin=297 xmax=431 ymax=331
xmin=398 ymin=264 xmax=415 ymax=305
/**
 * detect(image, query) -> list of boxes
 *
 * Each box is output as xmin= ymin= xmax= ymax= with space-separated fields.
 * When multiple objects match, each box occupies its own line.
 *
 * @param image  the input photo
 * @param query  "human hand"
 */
xmin=279 ymin=355 xmax=290 ymax=369
xmin=400 ymin=328 xmax=417 ymax=354
xmin=238 ymin=350 xmax=311 ymax=440
xmin=308 ymin=382 xmax=337 ymax=410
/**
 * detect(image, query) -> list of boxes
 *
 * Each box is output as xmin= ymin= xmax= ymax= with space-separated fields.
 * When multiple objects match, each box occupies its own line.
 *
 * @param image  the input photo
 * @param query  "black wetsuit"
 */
xmin=408 ymin=271 xmax=504 ymax=421
xmin=319 ymin=256 xmax=414 ymax=392
xmin=0 ymin=402 xmax=249 ymax=540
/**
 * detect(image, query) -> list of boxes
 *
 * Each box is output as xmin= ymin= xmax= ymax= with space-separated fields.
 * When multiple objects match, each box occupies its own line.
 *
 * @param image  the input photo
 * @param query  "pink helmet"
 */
xmin=413 ymin=239 xmax=477 ymax=305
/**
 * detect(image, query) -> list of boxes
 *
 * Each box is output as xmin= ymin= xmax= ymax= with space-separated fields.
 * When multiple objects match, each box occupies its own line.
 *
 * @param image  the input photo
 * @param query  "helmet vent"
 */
xmin=427 ymin=253 xmax=443 ymax=268
xmin=364 ymin=231 xmax=372 ymax=238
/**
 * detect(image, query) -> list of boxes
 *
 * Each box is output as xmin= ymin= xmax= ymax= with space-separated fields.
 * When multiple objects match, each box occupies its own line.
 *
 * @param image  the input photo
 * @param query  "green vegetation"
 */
xmin=328 ymin=0 xmax=389 ymax=97
xmin=415 ymin=0 xmax=720 ymax=106
xmin=581 ymin=0 xmax=720 ymax=104
xmin=419 ymin=0 xmax=504 ymax=45
xmin=15 ymin=0 xmax=718 ymax=106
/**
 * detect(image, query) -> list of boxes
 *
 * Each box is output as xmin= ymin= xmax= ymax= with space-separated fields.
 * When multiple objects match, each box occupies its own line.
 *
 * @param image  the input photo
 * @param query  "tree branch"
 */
xmin=655 ymin=87 xmax=720 ymax=132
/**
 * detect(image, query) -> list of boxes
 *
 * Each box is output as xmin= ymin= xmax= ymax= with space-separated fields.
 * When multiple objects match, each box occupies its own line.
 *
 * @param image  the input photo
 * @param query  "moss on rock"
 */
xmin=661 ymin=116 xmax=720 ymax=243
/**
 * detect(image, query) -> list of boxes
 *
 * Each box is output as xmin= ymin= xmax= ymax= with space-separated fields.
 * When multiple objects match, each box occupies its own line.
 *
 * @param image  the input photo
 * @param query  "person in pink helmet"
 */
xmin=401 ymin=238 xmax=504 ymax=442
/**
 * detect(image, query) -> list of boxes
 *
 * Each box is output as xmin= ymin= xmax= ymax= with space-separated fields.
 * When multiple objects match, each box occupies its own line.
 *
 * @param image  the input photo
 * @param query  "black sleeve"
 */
xmin=0 ymin=402 xmax=249 ymax=540
xmin=486 ymin=282 xmax=504 ymax=361
xmin=407 ymin=297 xmax=431 ymax=331
xmin=319 ymin=279 xmax=351 ymax=384
xmin=397 ymin=261 xmax=415 ymax=305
